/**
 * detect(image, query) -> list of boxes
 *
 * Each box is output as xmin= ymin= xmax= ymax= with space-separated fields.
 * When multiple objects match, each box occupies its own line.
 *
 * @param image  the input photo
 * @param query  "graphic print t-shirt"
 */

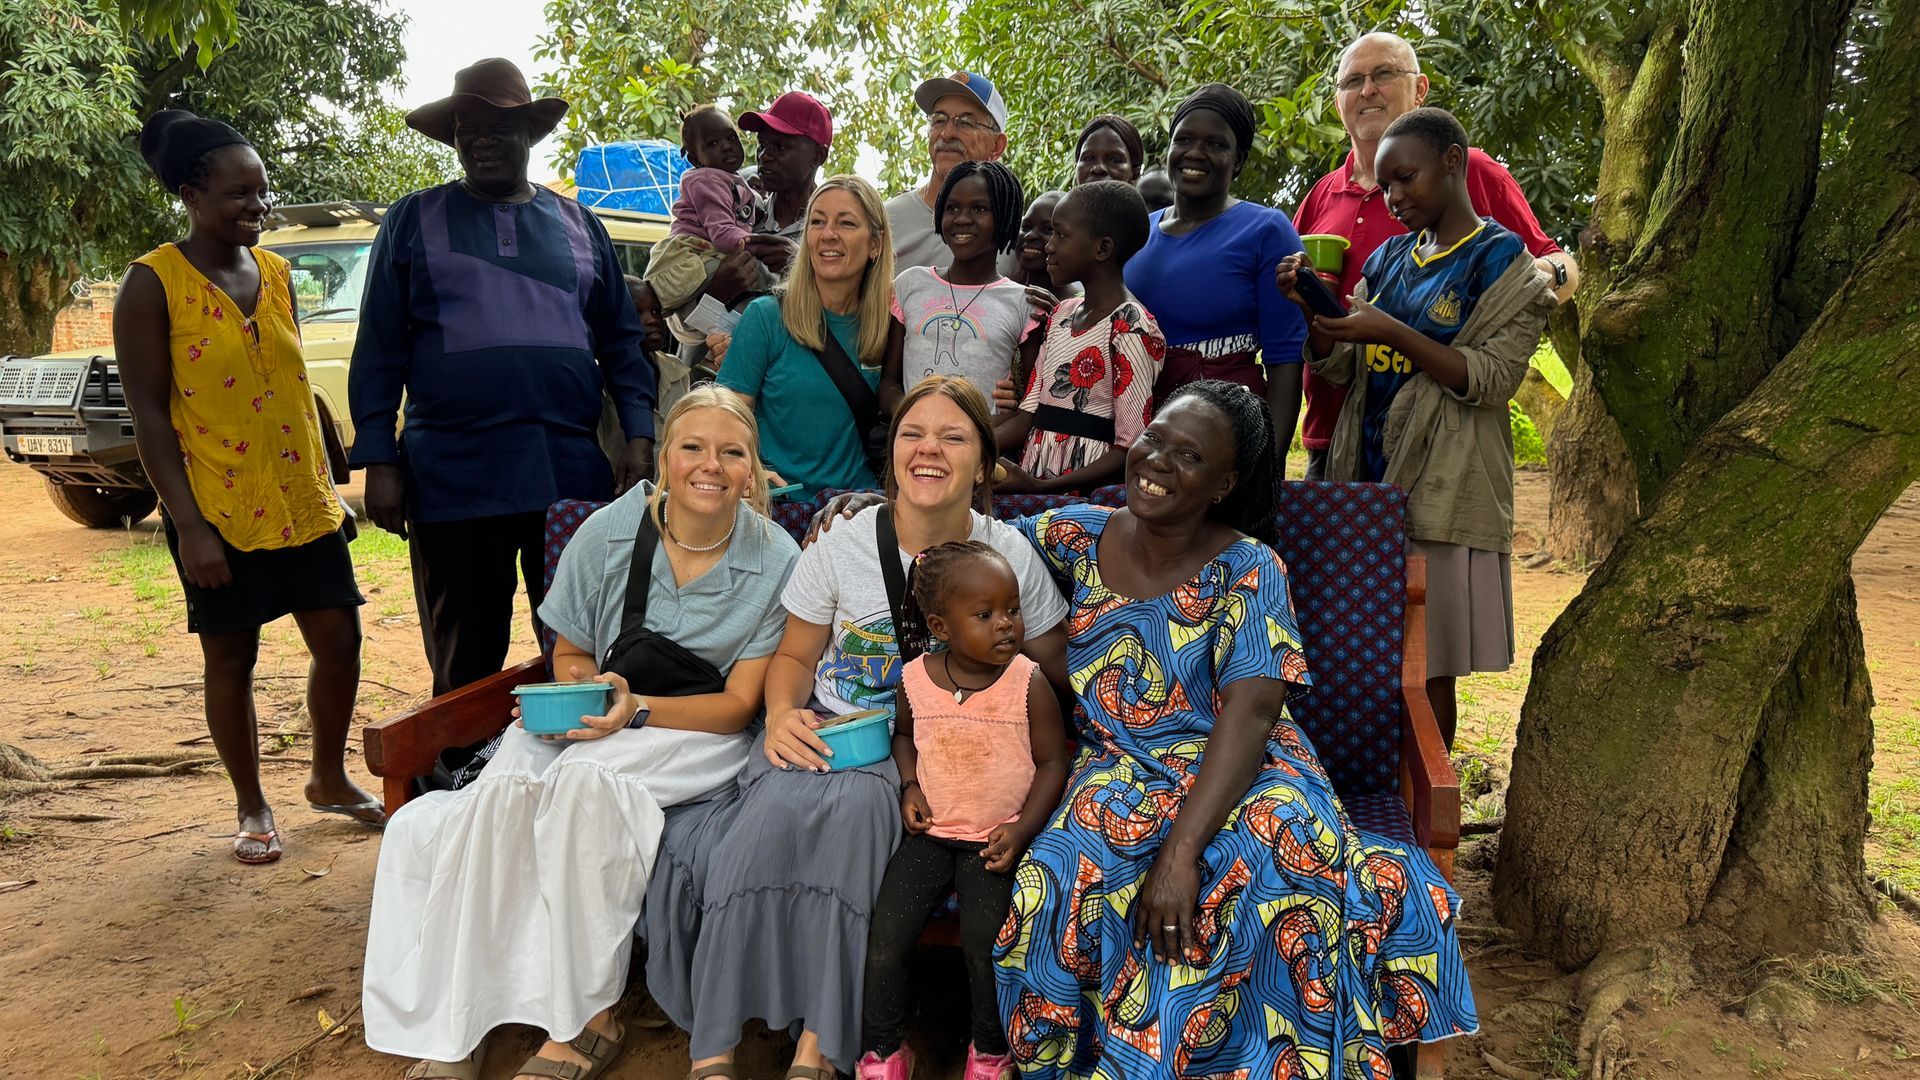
xmin=779 ymin=505 xmax=1068 ymax=719
xmin=890 ymin=266 xmax=1036 ymax=411
xmin=1355 ymin=217 xmax=1523 ymax=481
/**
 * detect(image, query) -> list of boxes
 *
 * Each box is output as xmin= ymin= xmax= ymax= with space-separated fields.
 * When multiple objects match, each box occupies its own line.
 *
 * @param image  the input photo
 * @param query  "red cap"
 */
xmin=738 ymin=91 xmax=833 ymax=149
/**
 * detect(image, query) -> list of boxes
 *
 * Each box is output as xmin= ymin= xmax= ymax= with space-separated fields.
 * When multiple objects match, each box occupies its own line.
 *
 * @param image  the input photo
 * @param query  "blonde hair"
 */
xmin=884 ymin=375 xmax=996 ymax=513
xmin=647 ymin=383 xmax=771 ymax=533
xmin=779 ymin=175 xmax=895 ymax=365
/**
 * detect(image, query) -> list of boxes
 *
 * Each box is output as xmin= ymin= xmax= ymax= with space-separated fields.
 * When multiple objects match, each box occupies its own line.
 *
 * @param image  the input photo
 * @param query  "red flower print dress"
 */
xmin=1017 ymin=297 xmax=1165 ymax=482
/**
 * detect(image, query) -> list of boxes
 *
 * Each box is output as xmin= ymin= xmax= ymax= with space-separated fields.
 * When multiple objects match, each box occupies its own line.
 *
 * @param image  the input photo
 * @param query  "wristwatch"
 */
xmin=1545 ymin=257 xmax=1568 ymax=288
xmin=626 ymin=696 xmax=651 ymax=729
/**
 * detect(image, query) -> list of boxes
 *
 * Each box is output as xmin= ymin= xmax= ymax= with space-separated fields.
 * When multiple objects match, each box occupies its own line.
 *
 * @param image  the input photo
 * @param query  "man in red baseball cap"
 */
xmin=737 ymin=91 xmax=833 ymax=271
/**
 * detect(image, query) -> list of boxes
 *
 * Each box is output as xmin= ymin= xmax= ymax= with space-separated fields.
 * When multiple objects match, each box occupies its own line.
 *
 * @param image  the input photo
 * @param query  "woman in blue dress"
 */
xmin=993 ymin=379 xmax=1475 ymax=1078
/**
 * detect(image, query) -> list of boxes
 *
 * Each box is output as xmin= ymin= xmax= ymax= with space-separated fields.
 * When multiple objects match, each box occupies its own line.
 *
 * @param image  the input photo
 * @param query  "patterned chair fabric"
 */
xmin=1267 ymin=482 xmax=1408 ymax=797
xmin=544 ymin=482 xmax=1409 ymax=804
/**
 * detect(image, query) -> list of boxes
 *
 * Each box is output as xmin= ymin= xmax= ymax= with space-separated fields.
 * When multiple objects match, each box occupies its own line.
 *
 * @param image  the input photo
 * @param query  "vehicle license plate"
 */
xmin=17 ymin=435 xmax=74 ymax=455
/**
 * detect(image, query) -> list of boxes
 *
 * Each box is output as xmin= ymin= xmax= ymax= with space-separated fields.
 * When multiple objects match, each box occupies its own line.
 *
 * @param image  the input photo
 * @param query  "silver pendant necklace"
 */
xmin=941 ymin=651 xmax=995 ymax=703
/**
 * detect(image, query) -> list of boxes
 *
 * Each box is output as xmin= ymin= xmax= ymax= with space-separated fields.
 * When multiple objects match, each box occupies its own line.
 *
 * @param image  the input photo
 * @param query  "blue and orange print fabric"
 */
xmin=994 ymin=504 xmax=1476 ymax=1078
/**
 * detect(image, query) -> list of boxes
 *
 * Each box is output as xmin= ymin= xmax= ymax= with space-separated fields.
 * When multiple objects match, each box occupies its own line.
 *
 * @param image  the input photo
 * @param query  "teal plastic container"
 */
xmin=819 ymin=710 xmax=893 ymax=771
xmin=514 ymin=681 xmax=612 ymax=734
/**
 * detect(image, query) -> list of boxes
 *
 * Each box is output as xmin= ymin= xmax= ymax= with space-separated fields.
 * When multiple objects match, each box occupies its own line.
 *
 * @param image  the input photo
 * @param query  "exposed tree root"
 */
xmin=1871 ymin=874 xmax=1920 ymax=919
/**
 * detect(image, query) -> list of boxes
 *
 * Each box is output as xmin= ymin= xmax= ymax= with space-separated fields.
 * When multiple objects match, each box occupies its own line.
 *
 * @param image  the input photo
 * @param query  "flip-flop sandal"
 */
xmin=404 ymin=1045 xmax=485 ymax=1080
xmin=308 ymin=799 xmax=388 ymax=828
xmin=232 ymin=829 xmax=281 ymax=865
xmin=515 ymin=1022 xmax=624 ymax=1079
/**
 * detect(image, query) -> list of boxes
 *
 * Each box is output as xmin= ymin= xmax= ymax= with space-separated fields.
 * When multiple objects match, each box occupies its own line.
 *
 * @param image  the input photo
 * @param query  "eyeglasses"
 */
xmin=1336 ymin=67 xmax=1415 ymax=93
xmin=928 ymin=112 xmax=994 ymax=134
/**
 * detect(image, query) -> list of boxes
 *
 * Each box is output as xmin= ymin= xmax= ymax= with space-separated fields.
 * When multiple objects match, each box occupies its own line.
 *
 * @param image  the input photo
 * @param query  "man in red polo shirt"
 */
xmin=1294 ymin=31 xmax=1580 ymax=479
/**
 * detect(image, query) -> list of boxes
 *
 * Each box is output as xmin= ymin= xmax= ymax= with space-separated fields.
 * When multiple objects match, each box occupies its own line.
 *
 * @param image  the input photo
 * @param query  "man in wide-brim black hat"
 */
xmin=347 ymin=57 xmax=659 ymax=722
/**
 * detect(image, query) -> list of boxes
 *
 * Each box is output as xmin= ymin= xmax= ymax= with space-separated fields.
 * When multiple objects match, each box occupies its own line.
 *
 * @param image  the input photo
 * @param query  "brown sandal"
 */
xmin=404 ymin=1045 xmax=485 ymax=1080
xmin=689 ymin=1065 xmax=740 ymax=1080
xmin=784 ymin=1067 xmax=837 ymax=1080
xmin=515 ymin=1022 xmax=624 ymax=1080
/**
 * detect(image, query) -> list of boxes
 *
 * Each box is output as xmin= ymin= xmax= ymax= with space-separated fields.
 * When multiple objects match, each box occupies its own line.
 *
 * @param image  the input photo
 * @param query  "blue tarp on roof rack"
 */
xmin=574 ymin=140 xmax=689 ymax=216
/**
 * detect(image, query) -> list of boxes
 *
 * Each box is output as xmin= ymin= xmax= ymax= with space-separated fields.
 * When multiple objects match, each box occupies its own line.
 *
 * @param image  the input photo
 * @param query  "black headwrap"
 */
xmin=1170 ymin=83 xmax=1257 ymax=160
xmin=139 ymin=109 xmax=251 ymax=192
xmin=1075 ymin=114 xmax=1146 ymax=176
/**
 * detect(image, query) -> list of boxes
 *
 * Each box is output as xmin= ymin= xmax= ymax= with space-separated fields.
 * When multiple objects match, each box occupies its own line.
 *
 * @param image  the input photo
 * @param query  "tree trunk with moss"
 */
xmin=1495 ymin=0 xmax=1918 ymax=965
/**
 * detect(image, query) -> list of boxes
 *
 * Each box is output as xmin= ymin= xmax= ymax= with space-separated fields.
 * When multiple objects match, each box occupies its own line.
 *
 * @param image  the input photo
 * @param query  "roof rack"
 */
xmin=266 ymin=201 xmax=387 ymax=228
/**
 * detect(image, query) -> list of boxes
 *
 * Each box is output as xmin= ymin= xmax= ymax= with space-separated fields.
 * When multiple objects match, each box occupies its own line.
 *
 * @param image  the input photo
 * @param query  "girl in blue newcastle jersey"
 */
xmin=1278 ymin=107 xmax=1555 ymax=748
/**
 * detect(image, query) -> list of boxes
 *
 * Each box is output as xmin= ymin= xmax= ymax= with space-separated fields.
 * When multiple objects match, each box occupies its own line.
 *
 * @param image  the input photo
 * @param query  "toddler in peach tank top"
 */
xmin=857 ymin=540 xmax=1069 ymax=1080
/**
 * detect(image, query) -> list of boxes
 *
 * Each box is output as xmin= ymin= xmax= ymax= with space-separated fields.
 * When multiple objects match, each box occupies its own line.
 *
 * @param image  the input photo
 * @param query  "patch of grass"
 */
xmin=95 ymin=540 xmax=179 ymax=606
xmin=379 ymin=601 xmax=405 ymax=619
xmin=94 ymin=659 xmax=111 ymax=678
xmin=1773 ymin=953 xmax=1919 ymax=1008
xmin=79 ymin=605 xmax=108 ymax=622
xmin=1528 ymin=1010 xmax=1582 ymax=1080
xmin=1868 ymin=712 xmax=1920 ymax=892
xmin=166 ymin=995 xmax=242 ymax=1039
xmin=351 ymin=528 xmax=408 ymax=564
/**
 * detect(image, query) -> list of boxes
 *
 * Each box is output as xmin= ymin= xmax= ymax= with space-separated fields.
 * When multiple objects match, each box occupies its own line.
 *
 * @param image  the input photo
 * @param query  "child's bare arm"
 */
xmin=982 ymin=670 xmax=1069 ymax=872
xmin=879 ymin=319 xmax=908 ymax=417
xmin=892 ymin=689 xmax=933 ymax=832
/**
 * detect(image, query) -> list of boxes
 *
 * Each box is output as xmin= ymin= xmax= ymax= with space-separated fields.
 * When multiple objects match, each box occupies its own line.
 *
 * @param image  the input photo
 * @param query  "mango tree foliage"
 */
xmin=536 ymin=0 xmax=956 ymax=193
xmin=0 ymin=0 xmax=435 ymax=354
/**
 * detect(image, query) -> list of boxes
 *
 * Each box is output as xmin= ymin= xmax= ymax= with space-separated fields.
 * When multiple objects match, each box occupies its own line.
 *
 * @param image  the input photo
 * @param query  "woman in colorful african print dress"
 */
xmin=993 ymin=380 xmax=1476 ymax=1078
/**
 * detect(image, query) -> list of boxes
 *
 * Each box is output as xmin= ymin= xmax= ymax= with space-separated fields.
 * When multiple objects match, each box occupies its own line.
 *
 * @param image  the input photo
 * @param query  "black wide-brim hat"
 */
xmin=405 ymin=57 xmax=568 ymax=147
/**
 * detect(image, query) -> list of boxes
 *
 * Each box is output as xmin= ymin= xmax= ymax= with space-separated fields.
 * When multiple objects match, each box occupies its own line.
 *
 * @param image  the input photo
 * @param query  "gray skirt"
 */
xmin=642 ymin=729 xmax=902 ymax=1072
xmin=1409 ymin=539 xmax=1514 ymax=678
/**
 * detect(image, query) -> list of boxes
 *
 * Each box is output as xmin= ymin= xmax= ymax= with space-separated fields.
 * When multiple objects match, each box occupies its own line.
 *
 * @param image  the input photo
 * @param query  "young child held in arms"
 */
xmin=644 ymin=104 xmax=773 ymax=322
xmin=1278 ymin=106 xmax=1554 ymax=747
xmin=882 ymin=161 xmax=1046 ymax=419
xmin=994 ymin=180 xmax=1165 ymax=495
xmin=857 ymin=541 xmax=1067 ymax=1080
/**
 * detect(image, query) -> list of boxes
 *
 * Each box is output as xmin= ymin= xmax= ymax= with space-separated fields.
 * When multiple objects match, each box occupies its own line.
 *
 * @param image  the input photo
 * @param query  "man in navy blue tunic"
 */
xmin=349 ymin=59 xmax=657 ymax=696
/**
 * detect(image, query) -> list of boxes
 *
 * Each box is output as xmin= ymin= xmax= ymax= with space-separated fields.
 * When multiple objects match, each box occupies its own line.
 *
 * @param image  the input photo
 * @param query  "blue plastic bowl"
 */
xmin=515 ymin=681 xmax=612 ymax=734
xmin=819 ymin=710 xmax=893 ymax=771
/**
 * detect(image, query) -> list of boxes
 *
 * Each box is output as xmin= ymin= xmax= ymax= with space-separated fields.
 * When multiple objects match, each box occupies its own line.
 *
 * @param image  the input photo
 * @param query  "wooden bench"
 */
xmin=364 ymin=482 xmax=1456 ymax=1075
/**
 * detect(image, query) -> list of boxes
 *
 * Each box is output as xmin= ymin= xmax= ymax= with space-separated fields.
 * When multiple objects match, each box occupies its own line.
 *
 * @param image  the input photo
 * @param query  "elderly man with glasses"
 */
xmin=1292 ymin=31 xmax=1579 ymax=480
xmin=885 ymin=71 xmax=1020 ymax=272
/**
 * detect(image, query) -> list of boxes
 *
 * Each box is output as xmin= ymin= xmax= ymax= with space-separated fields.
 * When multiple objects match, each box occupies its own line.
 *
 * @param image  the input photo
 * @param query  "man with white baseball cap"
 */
xmin=885 ymin=71 xmax=1015 ymax=271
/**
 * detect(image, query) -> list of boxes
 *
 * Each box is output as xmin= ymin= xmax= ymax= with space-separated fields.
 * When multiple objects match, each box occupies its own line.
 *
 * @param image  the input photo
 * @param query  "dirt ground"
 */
xmin=1 ymin=462 xmax=1915 ymax=1080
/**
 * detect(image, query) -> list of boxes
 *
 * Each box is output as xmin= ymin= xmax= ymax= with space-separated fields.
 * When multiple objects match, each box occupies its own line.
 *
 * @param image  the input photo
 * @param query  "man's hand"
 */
xmin=745 ymin=234 xmax=799 ymax=276
xmin=615 ymin=437 xmax=655 ymax=495
xmin=363 ymin=463 xmax=408 ymax=539
xmin=706 ymin=250 xmax=763 ymax=305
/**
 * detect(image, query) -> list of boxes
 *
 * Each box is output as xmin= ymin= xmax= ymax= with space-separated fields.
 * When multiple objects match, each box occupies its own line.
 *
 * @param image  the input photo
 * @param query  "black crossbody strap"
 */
xmin=811 ymin=320 xmax=882 ymax=436
xmin=875 ymin=505 xmax=918 ymax=663
xmin=606 ymin=505 xmax=664 ymax=668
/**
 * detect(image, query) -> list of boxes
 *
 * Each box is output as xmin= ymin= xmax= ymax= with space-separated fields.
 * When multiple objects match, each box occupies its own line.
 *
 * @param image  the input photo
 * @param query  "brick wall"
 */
xmin=49 ymin=281 xmax=119 ymax=354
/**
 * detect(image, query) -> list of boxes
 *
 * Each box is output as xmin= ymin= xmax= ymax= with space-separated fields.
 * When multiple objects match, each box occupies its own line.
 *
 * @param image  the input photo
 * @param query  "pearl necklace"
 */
xmin=663 ymin=504 xmax=736 ymax=553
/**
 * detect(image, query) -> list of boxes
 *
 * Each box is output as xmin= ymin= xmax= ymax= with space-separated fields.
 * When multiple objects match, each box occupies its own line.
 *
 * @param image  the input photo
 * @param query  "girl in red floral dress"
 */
xmin=995 ymin=181 xmax=1165 ymax=495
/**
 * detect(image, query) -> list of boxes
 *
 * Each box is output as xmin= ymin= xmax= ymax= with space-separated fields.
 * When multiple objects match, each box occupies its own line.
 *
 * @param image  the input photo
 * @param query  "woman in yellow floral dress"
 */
xmin=115 ymin=110 xmax=381 ymax=865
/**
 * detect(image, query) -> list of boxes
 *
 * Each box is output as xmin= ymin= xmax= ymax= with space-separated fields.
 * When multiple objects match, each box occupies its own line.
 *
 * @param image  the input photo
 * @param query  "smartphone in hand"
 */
xmin=1294 ymin=268 xmax=1348 ymax=319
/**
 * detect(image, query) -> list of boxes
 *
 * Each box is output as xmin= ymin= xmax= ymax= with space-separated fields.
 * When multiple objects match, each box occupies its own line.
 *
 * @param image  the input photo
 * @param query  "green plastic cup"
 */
xmin=1300 ymin=233 xmax=1352 ymax=275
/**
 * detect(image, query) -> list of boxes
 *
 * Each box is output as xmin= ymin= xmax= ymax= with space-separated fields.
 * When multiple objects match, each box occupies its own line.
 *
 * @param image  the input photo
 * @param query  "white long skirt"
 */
xmin=361 ymin=723 xmax=749 ymax=1061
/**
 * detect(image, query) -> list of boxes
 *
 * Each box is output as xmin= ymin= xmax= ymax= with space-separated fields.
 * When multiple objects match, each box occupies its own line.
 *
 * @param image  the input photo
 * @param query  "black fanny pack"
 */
xmin=602 ymin=503 xmax=728 ymax=698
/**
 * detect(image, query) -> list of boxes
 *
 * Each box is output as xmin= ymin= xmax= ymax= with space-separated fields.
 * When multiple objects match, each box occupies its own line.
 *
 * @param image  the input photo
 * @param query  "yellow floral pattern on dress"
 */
xmin=133 ymin=243 xmax=343 ymax=551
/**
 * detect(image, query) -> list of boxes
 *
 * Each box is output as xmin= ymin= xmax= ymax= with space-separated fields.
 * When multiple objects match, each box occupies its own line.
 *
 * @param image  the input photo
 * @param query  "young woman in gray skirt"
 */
xmin=643 ymin=376 xmax=1069 ymax=1079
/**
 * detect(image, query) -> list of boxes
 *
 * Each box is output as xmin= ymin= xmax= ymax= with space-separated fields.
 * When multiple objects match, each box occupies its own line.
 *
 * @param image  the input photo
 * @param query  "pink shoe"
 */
xmin=962 ymin=1045 xmax=1015 ymax=1080
xmin=856 ymin=1046 xmax=913 ymax=1080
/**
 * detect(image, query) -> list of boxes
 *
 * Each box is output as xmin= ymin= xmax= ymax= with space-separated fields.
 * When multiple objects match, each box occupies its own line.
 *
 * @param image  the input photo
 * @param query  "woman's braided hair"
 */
xmin=935 ymin=160 xmax=1026 ymax=254
xmin=1162 ymin=379 xmax=1281 ymax=547
xmin=895 ymin=540 xmax=1007 ymax=660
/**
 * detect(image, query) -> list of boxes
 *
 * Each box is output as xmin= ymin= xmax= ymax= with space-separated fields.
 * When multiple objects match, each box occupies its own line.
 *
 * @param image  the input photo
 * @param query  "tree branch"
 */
xmin=1062 ymin=0 xmax=1167 ymax=89
xmin=1789 ymin=0 xmax=1920 ymax=326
